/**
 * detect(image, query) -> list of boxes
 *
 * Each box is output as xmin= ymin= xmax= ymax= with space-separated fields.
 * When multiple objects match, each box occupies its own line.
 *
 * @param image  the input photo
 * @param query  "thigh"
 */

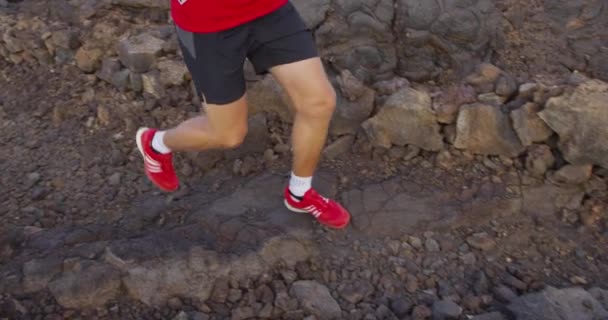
xmin=204 ymin=94 xmax=249 ymax=133
xmin=176 ymin=24 xmax=248 ymax=105
xmin=269 ymin=57 xmax=334 ymax=110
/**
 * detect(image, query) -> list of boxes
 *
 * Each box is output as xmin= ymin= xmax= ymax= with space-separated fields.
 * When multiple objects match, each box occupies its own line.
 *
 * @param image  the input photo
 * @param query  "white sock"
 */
xmin=151 ymin=131 xmax=171 ymax=154
xmin=289 ymin=173 xmax=312 ymax=199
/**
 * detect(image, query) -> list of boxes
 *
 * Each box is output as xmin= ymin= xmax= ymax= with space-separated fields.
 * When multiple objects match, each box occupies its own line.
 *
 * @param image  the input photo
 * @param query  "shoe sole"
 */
xmin=135 ymin=127 xmax=177 ymax=192
xmin=284 ymin=199 xmax=349 ymax=229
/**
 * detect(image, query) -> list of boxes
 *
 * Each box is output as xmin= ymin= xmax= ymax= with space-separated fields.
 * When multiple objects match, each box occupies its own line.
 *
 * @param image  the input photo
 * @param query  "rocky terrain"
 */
xmin=1 ymin=0 xmax=608 ymax=319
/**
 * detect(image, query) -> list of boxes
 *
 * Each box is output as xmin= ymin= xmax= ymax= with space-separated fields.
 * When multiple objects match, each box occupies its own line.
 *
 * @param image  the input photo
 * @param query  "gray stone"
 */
xmin=291 ymin=281 xmax=341 ymax=320
xmin=432 ymin=300 xmax=462 ymax=319
xmin=48 ymin=261 xmax=121 ymax=309
xmin=323 ymin=135 xmax=354 ymax=160
xmin=291 ymin=0 xmax=330 ymax=29
xmin=97 ymin=58 xmax=121 ymax=83
xmin=51 ymin=29 xmax=80 ymax=49
xmin=158 ymin=59 xmax=189 ymax=87
xmin=231 ymin=306 xmax=256 ymax=320
xmin=466 ymin=233 xmax=496 ymax=251
xmin=454 ymin=103 xmax=524 ymax=157
xmin=75 ymin=47 xmax=103 ymax=73
xmin=112 ymin=0 xmax=169 ymax=9
xmin=331 ymin=70 xmax=375 ymax=135
xmin=511 ymin=103 xmax=554 ymax=146
xmin=142 ymin=71 xmax=165 ymax=98
xmin=477 ymin=93 xmax=507 ymax=106
xmin=23 ymin=257 xmax=63 ymax=292
xmin=525 ymin=144 xmax=555 ymax=177
xmin=495 ymin=74 xmax=517 ymax=97
xmin=433 ymin=84 xmax=476 ymax=124
xmin=340 ymin=280 xmax=374 ymax=304
xmin=550 ymin=164 xmax=593 ymax=185
xmin=118 ymin=33 xmax=165 ymax=73
xmin=589 ymin=287 xmax=608 ymax=311
xmin=111 ymin=69 xmax=131 ymax=90
xmin=539 ymin=80 xmax=608 ymax=169
xmin=507 ymin=286 xmax=608 ymax=320
xmin=425 ymin=238 xmax=440 ymax=252
xmin=362 ymin=87 xmax=443 ymax=151
xmin=470 ymin=312 xmax=506 ymax=320
xmin=493 ymin=285 xmax=517 ymax=303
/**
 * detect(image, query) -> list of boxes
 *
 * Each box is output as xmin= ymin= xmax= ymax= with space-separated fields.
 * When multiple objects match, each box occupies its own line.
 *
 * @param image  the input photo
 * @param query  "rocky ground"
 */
xmin=1 ymin=0 xmax=608 ymax=320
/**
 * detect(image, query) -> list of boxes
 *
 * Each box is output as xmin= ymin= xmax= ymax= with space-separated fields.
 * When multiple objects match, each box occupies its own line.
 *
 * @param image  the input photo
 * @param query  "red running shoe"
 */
xmin=284 ymin=187 xmax=351 ymax=229
xmin=135 ymin=127 xmax=179 ymax=192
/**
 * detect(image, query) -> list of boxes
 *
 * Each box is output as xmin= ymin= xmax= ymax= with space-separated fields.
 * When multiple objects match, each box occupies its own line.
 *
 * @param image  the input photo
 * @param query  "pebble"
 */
xmin=167 ymin=297 xmax=183 ymax=310
xmin=108 ymin=172 xmax=122 ymax=186
xmin=432 ymin=299 xmax=463 ymax=319
xmin=425 ymin=238 xmax=440 ymax=252
xmin=412 ymin=305 xmax=432 ymax=320
xmin=493 ymin=285 xmax=517 ymax=302
xmin=409 ymin=236 xmax=423 ymax=249
xmin=466 ymin=233 xmax=497 ymax=251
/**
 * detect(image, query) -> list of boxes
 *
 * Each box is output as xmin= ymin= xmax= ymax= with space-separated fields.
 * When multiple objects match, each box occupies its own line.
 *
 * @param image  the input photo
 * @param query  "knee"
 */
xmin=217 ymin=126 xmax=248 ymax=149
xmin=297 ymin=86 xmax=336 ymax=118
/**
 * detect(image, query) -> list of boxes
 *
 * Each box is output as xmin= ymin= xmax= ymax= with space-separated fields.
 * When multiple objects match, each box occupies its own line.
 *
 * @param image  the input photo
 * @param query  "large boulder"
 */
xmin=362 ymin=87 xmax=443 ymax=150
xmin=454 ymin=103 xmax=524 ymax=157
xmin=539 ymin=80 xmax=608 ymax=168
xmin=394 ymin=0 xmax=501 ymax=81
xmin=291 ymin=0 xmax=331 ymax=29
xmin=48 ymin=261 xmax=121 ymax=309
xmin=315 ymin=0 xmax=397 ymax=83
xmin=507 ymin=286 xmax=608 ymax=320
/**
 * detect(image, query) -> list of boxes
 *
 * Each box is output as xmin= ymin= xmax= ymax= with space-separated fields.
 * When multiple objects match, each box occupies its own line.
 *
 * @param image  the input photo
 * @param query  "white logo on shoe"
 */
xmin=144 ymin=154 xmax=162 ymax=173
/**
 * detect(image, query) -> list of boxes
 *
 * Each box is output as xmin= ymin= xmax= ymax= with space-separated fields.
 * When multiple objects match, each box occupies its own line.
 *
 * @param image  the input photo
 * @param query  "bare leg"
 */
xmin=163 ymin=94 xmax=249 ymax=151
xmin=269 ymin=58 xmax=336 ymax=177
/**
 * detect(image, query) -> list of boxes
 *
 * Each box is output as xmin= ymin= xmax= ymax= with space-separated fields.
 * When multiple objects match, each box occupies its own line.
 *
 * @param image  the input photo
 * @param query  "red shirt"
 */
xmin=171 ymin=0 xmax=288 ymax=33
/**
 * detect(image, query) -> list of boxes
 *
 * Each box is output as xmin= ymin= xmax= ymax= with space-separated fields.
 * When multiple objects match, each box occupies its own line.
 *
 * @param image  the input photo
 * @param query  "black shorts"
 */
xmin=175 ymin=2 xmax=318 ymax=105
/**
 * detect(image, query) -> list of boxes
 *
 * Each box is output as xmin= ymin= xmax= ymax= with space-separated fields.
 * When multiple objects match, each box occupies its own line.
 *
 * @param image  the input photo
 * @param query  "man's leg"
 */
xmin=270 ymin=57 xmax=351 ymax=229
xmin=136 ymin=97 xmax=248 ymax=192
xmin=269 ymin=58 xmax=335 ymax=178
xmin=162 ymin=96 xmax=249 ymax=152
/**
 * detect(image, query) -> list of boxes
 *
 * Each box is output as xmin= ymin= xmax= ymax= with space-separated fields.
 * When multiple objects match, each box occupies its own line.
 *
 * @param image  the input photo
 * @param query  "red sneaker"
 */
xmin=135 ymin=127 xmax=179 ymax=192
xmin=284 ymin=187 xmax=351 ymax=229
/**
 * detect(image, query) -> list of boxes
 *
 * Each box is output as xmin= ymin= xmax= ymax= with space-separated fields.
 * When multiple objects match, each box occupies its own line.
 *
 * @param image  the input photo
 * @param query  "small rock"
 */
xmin=158 ymin=59 xmax=189 ymax=86
xmin=525 ymin=144 xmax=555 ymax=177
xmin=142 ymin=71 xmax=165 ymax=98
xmin=569 ymin=275 xmax=587 ymax=285
xmin=97 ymin=58 xmax=121 ymax=83
xmin=373 ymin=77 xmax=410 ymax=95
xmin=409 ymin=236 xmax=423 ymax=249
xmin=466 ymin=63 xmax=502 ymax=86
xmin=495 ymin=74 xmax=517 ymax=97
xmin=340 ymin=280 xmax=374 ymax=304
xmin=172 ymin=311 xmax=189 ymax=320
xmin=550 ymin=164 xmax=593 ymax=185
xmin=118 ymin=32 xmax=165 ymax=73
xmin=466 ymin=233 xmax=496 ymax=251
xmin=412 ymin=304 xmax=432 ymax=319
xmin=460 ymin=252 xmax=476 ymax=265
xmin=403 ymin=145 xmax=421 ymax=161
xmin=51 ymin=29 xmax=80 ymax=49
xmin=432 ymin=299 xmax=462 ymax=319
xmin=323 ymin=135 xmax=354 ymax=160
xmin=130 ymin=72 xmax=143 ymax=92
xmin=263 ymin=149 xmax=277 ymax=163
xmin=108 ymin=172 xmax=121 ymax=186
xmin=455 ymin=103 xmax=524 ymax=157
xmin=511 ymin=102 xmax=554 ymax=146
xmin=518 ymin=83 xmax=538 ymax=99
xmin=362 ymin=87 xmax=443 ymax=151
xmin=281 ymin=270 xmax=298 ymax=284
xmin=111 ymin=69 xmax=130 ymax=90
xmin=390 ymin=297 xmax=413 ymax=317
xmin=477 ymin=93 xmax=506 ymax=106
xmin=75 ymin=47 xmax=103 ymax=73
xmin=471 ymin=312 xmax=507 ymax=320
xmin=231 ymin=306 xmax=255 ymax=320
xmin=463 ymin=295 xmax=482 ymax=312
xmin=425 ymin=238 xmax=440 ymax=252
xmin=504 ymin=274 xmax=527 ymax=291
xmin=433 ymin=84 xmax=476 ymax=124
xmin=291 ymin=281 xmax=341 ymax=320
xmin=493 ymin=286 xmax=517 ymax=303
xmin=168 ymin=297 xmax=183 ymax=309
xmin=406 ymin=275 xmax=419 ymax=293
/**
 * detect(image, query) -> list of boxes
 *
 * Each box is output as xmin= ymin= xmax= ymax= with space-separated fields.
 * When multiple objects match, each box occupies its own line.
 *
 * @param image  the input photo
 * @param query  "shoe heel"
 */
xmin=284 ymin=199 xmax=308 ymax=213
